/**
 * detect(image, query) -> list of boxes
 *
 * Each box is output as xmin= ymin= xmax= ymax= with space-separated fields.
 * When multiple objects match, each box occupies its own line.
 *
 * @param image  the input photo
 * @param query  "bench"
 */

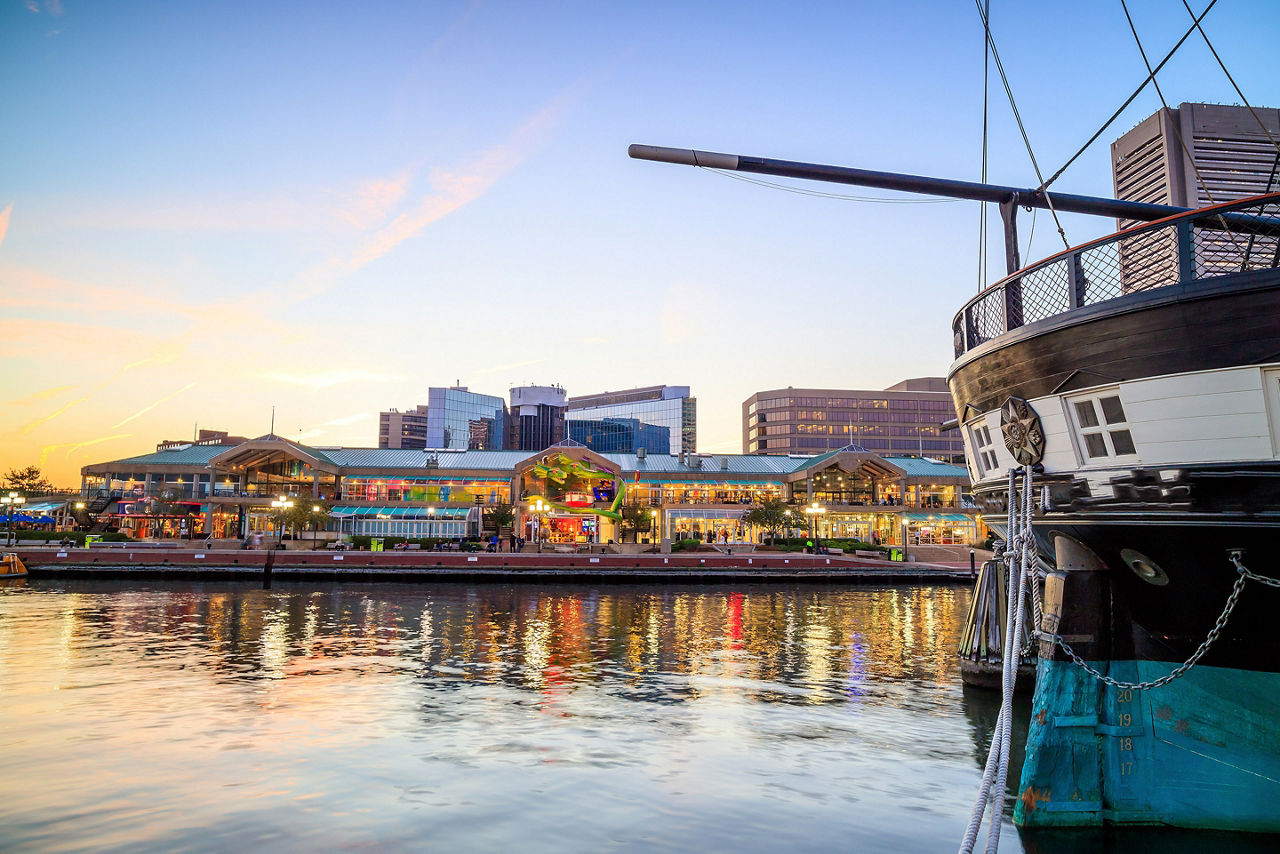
xmin=854 ymin=550 xmax=882 ymax=558
xmin=406 ymin=543 xmax=421 ymax=550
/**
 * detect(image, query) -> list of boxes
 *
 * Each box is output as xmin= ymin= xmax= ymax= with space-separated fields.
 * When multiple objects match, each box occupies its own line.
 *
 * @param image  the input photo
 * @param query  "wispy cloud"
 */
xmin=264 ymin=369 xmax=405 ymax=390
xmin=336 ymin=171 xmax=414 ymax=230
xmin=111 ymin=382 xmax=198 ymax=428
xmin=5 ymin=384 xmax=75 ymax=407
xmin=38 ymin=434 xmax=132 ymax=468
xmin=322 ymin=412 xmax=373 ymax=427
xmin=18 ymin=335 xmax=190 ymax=434
xmin=472 ymin=357 xmax=546 ymax=377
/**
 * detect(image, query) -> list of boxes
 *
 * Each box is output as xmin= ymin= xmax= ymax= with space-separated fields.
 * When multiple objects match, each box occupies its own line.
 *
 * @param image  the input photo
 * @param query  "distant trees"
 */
xmin=485 ymin=503 xmax=515 ymax=537
xmin=4 ymin=465 xmax=54 ymax=496
xmin=281 ymin=497 xmax=331 ymax=536
xmin=742 ymin=497 xmax=791 ymax=543
xmin=619 ymin=503 xmax=654 ymax=543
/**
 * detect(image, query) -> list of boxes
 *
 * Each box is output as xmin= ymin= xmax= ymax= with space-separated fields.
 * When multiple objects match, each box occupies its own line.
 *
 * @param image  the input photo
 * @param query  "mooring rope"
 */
xmin=959 ymin=467 xmax=1034 ymax=854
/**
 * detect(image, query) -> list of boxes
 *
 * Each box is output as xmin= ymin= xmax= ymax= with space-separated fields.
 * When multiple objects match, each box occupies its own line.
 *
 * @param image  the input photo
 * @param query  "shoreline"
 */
xmin=8 ymin=547 xmax=976 ymax=584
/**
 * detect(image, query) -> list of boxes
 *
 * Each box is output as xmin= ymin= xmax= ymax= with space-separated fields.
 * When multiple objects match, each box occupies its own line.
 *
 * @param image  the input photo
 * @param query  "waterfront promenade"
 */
xmin=9 ymin=546 xmax=976 ymax=583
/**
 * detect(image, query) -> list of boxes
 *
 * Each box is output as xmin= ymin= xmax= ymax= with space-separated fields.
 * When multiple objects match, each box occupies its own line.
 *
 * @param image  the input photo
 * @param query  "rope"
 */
xmin=705 ymin=169 xmax=959 ymax=204
xmin=971 ymin=0 xmax=1069 ymax=250
xmin=977 ymin=0 xmax=990 ymax=292
xmin=1119 ymin=1 xmax=1247 ymax=289
xmin=1037 ymin=0 xmax=1218 ymax=193
xmin=959 ymin=467 xmax=1034 ymax=854
xmin=1043 ymin=553 xmax=1278 ymax=691
xmin=1180 ymin=0 xmax=1280 ymax=157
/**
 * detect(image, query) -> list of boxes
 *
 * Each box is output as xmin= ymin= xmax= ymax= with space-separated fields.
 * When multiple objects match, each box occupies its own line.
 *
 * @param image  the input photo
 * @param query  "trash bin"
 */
xmin=85 ymin=534 xmax=103 ymax=546
xmin=370 ymin=538 xmax=384 ymax=552
xmin=888 ymin=547 xmax=904 ymax=562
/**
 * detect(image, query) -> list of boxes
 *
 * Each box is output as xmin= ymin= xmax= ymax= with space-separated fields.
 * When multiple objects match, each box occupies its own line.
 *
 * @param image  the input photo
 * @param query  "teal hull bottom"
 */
xmin=1015 ymin=658 xmax=1280 ymax=831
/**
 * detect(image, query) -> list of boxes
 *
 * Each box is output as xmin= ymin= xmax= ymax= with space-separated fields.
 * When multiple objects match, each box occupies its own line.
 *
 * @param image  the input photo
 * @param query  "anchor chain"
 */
xmin=1045 ymin=553 xmax=1278 ymax=691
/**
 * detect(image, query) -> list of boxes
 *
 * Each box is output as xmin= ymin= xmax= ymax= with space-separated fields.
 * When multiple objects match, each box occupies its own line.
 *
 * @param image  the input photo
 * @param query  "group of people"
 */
xmin=487 ymin=534 xmax=526 ymax=553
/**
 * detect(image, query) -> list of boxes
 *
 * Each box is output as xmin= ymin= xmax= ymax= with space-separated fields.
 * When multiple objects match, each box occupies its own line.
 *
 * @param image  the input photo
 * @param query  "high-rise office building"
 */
xmin=1112 ymin=102 xmax=1280 ymax=215
xmin=509 ymin=385 xmax=566 ymax=451
xmin=566 ymin=385 xmax=696 ymax=456
xmin=378 ymin=405 xmax=430 ymax=449
xmin=742 ymin=378 xmax=963 ymax=462
xmin=1112 ymin=103 xmax=1280 ymax=288
xmin=425 ymin=387 xmax=508 ymax=450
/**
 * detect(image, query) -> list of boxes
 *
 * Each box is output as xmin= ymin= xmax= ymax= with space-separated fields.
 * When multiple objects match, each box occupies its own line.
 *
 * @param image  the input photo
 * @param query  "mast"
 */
xmin=628 ymin=144 xmax=1190 ymax=274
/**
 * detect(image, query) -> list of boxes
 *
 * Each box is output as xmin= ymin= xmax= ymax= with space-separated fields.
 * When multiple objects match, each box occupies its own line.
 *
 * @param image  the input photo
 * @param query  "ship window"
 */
xmin=968 ymin=420 xmax=999 ymax=476
xmin=1069 ymin=392 xmax=1137 ymax=462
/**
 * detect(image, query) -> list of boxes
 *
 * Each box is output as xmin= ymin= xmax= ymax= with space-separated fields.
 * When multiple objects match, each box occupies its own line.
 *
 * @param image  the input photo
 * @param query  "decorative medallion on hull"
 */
xmin=1000 ymin=396 xmax=1045 ymax=466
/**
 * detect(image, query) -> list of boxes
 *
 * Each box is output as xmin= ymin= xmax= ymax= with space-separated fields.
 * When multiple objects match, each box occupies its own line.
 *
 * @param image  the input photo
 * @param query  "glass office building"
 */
xmin=425 ymin=387 xmax=508 ymax=450
xmin=566 ymin=385 xmax=696 ymax=456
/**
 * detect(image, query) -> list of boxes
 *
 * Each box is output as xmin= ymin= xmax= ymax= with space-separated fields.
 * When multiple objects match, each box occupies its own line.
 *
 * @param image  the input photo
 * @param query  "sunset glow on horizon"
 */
xmin=4 ymin=0 xmax=1278 ymax=486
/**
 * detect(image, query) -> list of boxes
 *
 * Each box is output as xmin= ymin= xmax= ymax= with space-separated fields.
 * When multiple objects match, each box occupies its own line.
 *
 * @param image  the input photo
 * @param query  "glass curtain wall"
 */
xmin=566 ymin=396 xmax=693 ymax=455
xmin=425 ymin=388 xmax=508 ymax=450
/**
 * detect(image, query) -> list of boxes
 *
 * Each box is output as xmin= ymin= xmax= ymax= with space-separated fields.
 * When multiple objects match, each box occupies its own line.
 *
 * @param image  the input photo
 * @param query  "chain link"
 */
xmin=1045 ymin=555 xmax=1277 ymax=691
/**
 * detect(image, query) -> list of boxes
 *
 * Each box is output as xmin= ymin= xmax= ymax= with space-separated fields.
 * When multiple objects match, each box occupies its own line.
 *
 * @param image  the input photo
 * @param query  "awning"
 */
xmin=22 ymin=501 xmax=66 ymax=514
xmin=900 ymin=512 xmax=973 ymax=523
xmin=329 ymin=506 xmax=470 ymax=520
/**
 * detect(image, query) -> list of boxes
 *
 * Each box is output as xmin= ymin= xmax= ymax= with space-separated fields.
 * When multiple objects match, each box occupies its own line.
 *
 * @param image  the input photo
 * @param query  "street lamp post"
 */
xmin=528 ymin=498 xmax=547 ymax=552
xmin=311 ymin=504 xmax=321 ymax=549
xmin=803 ymin=501 xmax=826 ymax=552
xmin=270 ymin=496 xmax=294 ymax=548
xmin=648 ymin=508 xmax=659 ymax=545
xmin=2 ymin=493 xmax=25 ymax=547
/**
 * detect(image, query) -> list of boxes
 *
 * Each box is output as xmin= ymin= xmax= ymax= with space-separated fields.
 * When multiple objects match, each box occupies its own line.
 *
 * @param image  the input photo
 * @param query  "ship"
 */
xmin=627 ymin=143 xmax=1280 ymax=831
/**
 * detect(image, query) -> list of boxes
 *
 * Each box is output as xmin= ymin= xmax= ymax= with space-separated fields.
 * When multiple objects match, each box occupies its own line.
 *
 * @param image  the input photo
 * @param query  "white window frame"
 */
xmin=1065 ymin=389 xmax=1139 ymax=465
xmin=966 ymin=417 xmax=999 ymax=478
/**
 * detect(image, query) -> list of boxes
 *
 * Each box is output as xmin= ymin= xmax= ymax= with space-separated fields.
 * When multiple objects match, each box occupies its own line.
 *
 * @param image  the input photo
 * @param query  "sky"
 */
xmin=3 ymin=0 xmax=1279 ymax=487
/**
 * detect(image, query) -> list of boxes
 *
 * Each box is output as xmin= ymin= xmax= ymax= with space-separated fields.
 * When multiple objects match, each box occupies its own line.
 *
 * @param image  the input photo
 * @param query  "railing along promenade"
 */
xmin=953 ymin=193 xmax=1280 ymax=357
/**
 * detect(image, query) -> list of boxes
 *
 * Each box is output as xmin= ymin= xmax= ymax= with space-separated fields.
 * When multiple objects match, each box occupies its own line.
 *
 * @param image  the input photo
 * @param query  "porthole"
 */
xmin=1120 ymin=548 xmax=1169 ymax=586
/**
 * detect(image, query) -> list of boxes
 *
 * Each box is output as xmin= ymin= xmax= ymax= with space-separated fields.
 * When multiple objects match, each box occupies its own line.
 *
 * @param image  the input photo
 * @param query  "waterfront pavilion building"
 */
xmin=80 ymin=438 xmax=977 ymax=546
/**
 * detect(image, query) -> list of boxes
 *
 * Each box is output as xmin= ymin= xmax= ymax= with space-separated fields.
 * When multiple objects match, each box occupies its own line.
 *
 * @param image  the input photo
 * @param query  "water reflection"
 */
xmin=1 ymin=580 xmax=1273 ymax=852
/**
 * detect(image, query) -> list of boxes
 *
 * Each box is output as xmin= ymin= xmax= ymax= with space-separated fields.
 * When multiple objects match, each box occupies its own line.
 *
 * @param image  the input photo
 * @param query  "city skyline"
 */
xmin=4 ymin=1 xmax=1280 ymax=486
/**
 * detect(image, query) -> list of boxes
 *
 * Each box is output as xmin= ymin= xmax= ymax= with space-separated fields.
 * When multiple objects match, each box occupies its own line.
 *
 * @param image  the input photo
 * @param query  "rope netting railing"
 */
xmin=954 ymin=193 xmax=1280 ymax=357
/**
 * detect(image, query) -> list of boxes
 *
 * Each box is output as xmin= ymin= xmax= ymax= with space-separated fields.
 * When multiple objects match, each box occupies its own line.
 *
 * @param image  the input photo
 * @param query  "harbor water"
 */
xmin=0 ymin=579 xmax=1274 ymax=852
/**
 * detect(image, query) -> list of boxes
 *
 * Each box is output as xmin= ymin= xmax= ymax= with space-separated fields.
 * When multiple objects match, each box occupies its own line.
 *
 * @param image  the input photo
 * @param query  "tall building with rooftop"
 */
xmin=1112 ymin=102 xmax=1280 ymax=288
xmin=378 ymin=405 xmax=430 ymax=449
xmin=742 ymin=378 xmax=963 ymax=462
xmin=509 ymin=385 xmax=566 ymax=451
xmin=566 ymin=385 xmax=696 ymax=457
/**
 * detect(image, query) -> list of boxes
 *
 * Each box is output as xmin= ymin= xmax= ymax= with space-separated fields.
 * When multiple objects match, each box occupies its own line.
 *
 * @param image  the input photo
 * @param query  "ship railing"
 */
xmin=953 ymin=192 xmax=1280 ymax=358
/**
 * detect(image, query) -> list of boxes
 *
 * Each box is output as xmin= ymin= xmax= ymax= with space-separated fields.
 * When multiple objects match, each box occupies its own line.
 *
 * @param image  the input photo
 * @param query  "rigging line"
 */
xmin=706 ymin=169 xmax=961 ymax=203
xmin=1181 ymin=0 xmax=1280 ymax=157
xmin=1119 ymin=0 xmax=1245 ymax=254
xmin=978 ymin=0 xmax=991 ymax=292
xmin=1023 ymin=207 xmax=1037 ymax=264
xmin=1037 ymin=0 xmax=1218 ymax=193
xmin=972 ymin=0 xmax=1070 ymax=250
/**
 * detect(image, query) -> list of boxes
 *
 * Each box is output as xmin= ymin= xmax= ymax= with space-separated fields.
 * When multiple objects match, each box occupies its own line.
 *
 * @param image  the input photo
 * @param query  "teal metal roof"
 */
xmin=107 ymin=446 xmax=224 ymax=466
xmin=881 ymin=456 xmax=969 ymax=478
